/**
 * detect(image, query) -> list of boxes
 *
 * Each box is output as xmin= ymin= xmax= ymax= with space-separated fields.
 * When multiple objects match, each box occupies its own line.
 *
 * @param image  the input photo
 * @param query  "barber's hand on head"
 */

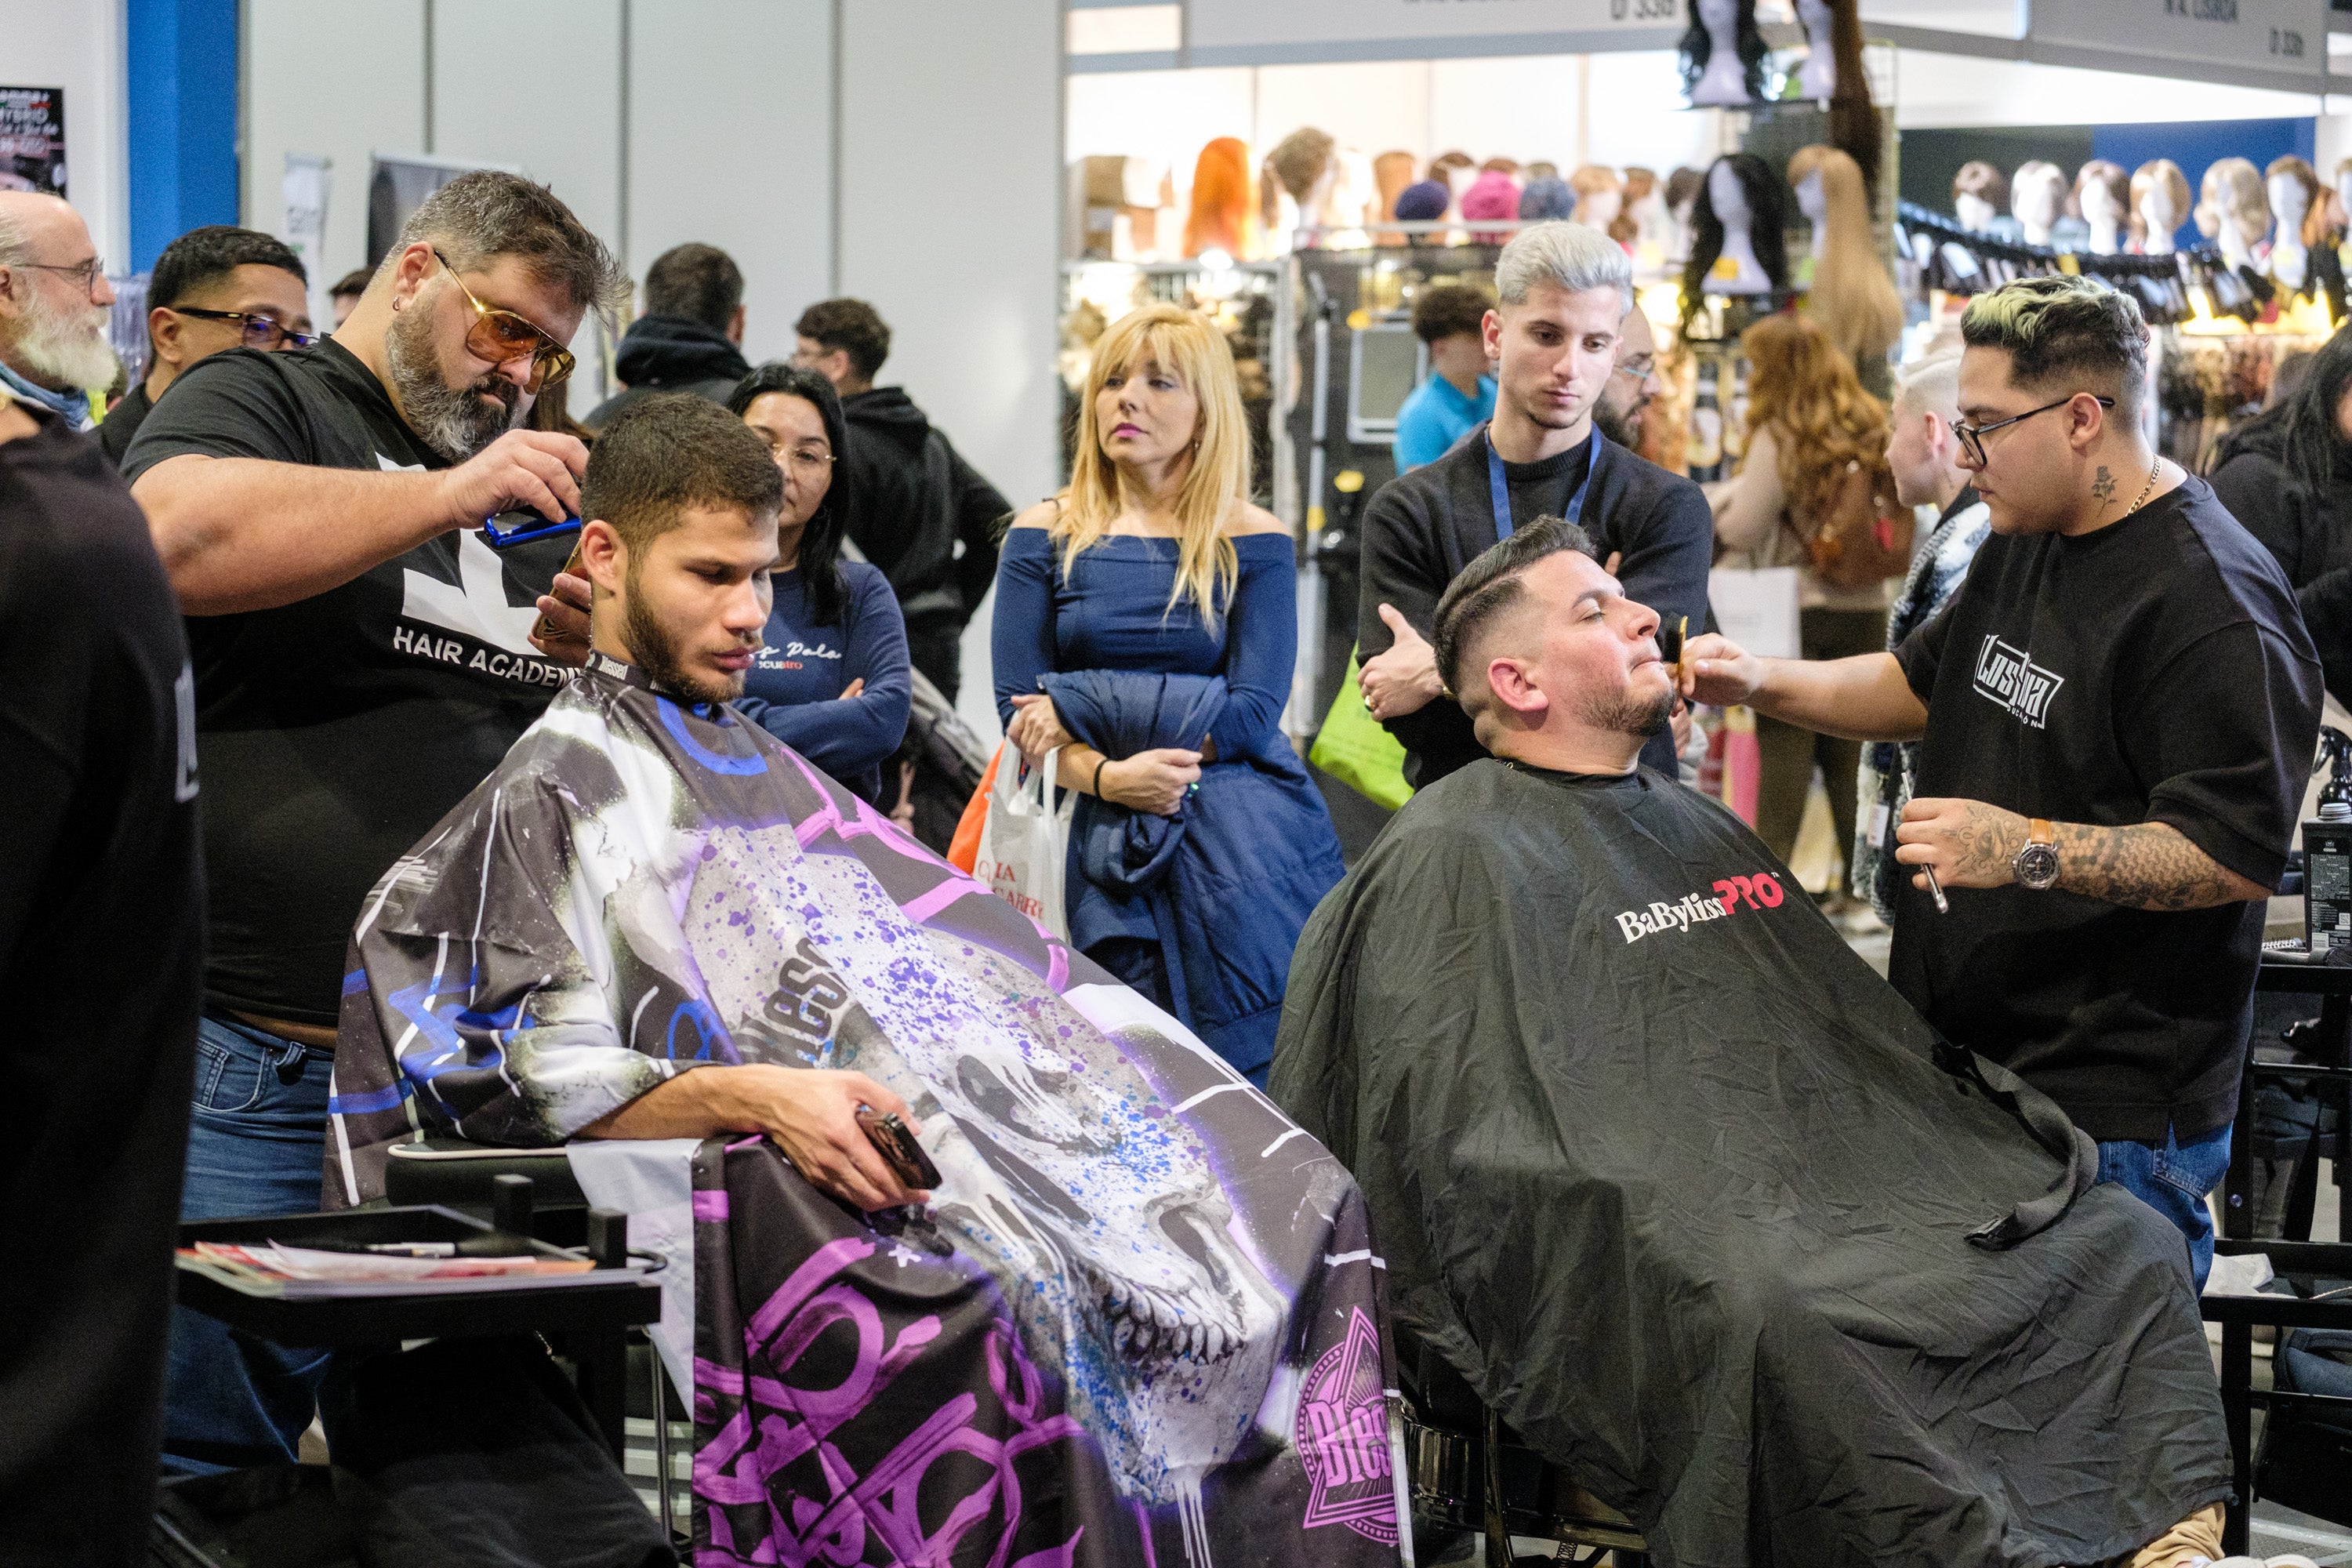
xmin=1678 ymin=632 xmax=1764 ymax=707
xmin=839 ymin=677 xmax=866 ymax=700
xmin=529 ymin=568 xmax=593 ymax=666
xmin=1100 ymin=749 xmax=1202 ymax=816
xmin=1894 ymin=797 xmax=2027 ymax=892
xmin=1360 ymin=604 xmax=1445 ymax=720
xmin=436 ymin=429 xmax=588 ymax=530
xmin=734 ymin=1064 xmax=927 ymax=1211
xmin=1005 ymin=692 xmax=1076 ymax=767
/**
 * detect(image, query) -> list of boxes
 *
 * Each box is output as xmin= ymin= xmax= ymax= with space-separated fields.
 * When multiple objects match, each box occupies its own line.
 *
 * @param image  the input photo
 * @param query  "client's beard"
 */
xmin=1581 ymin=683 xmax=1675 ymax=739
xmin=10 ymin=289 xmax=120 ymax=392
xmin=386 ymin=289 xmax=520 ymax=461
xmin=1592 ymin=394 xmax=1639 ymax=448
xmin=621 ymin=570 xmax=750 ymax=706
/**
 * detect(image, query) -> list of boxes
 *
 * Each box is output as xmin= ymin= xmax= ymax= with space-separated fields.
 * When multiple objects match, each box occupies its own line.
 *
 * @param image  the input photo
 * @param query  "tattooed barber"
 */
xmin=1683 ymin=277 xmax=2320 ymax=1287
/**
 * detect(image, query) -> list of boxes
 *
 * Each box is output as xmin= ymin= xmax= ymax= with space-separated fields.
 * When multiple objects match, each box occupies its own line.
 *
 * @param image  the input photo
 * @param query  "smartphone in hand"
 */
xmin=855 ymin=1106 xmax=941 ymax=1191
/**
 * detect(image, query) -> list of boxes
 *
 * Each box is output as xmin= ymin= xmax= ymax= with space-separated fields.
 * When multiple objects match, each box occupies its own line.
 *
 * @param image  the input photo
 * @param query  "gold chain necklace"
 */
xmin=2122 ymin=454 xmax=2163 ymax=517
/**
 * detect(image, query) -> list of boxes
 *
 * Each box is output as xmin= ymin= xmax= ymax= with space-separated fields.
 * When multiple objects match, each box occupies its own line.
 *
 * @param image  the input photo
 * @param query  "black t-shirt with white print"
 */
xmin=1890 ymin=475 xmax=2321 ymax=1143
xmin=123 ymin=340 xmax=577 ymax=1028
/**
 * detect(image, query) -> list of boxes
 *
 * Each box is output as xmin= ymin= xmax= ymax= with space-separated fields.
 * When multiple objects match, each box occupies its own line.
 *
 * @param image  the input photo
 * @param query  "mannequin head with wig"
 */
xmin=1788 ymin=144 xmax=1901 ymax=364
xmin=1184 ymin=138 xmax=1255 ymax=260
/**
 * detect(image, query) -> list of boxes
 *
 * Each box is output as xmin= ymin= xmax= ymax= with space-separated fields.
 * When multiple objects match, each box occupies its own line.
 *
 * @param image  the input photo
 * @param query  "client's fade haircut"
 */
xmin=1433 ymin=514 xmax=1599 ymax=713
xmin=1410 ymin=283 xmax=1493 ymax=344
xmin=1494 ymin=220 xmax=1632 ymax=315
xmin=582 ymin=393 xmax=783 ymax=555
xmin=394 ymin=169 xmax=627 ymax=323
xmin=1961 ymin=275 xmax=2151 ymax=412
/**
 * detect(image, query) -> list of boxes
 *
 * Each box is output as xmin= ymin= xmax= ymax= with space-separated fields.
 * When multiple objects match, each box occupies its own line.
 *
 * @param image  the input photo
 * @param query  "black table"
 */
xmin=174 ymin=1200 xmax=661 ymax=1458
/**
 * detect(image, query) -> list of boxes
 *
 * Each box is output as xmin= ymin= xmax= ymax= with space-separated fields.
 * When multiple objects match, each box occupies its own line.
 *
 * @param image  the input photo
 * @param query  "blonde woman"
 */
xmin=1708 ymin=311 xmax=1897 ymax=893
xmin=992 ymin=303 xmax=1340 ymax=1083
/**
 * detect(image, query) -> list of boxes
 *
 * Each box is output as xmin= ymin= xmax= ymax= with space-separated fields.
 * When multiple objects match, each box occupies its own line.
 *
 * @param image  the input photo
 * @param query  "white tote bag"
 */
xmin=971 ymin=745 xmax=1077 ymax=939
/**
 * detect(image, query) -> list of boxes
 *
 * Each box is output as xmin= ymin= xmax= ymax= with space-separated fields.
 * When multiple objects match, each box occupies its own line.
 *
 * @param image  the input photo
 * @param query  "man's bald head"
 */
xmin=0 ymin=192 xmax=118 ymax=394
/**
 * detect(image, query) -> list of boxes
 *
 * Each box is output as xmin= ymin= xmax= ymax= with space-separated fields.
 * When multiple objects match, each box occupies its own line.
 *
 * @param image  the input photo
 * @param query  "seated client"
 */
xmin=1271 ymin=514 xmax=2234 ymax=1568
xmin=325 ymin=395 xmax=1398 ymax=1566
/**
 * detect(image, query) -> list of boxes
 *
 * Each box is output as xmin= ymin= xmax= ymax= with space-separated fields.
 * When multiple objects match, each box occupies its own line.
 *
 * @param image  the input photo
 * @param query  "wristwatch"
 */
xmin=2013 ymin=818 xmax=2060 ymax=891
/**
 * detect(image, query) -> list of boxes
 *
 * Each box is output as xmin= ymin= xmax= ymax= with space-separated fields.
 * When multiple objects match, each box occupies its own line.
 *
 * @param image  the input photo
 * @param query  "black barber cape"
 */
xmin=1272 ymin=760 xmax=2229 ymax=1568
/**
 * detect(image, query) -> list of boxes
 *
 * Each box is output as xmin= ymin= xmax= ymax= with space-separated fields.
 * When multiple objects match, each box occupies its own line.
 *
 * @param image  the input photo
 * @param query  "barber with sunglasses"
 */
xmin=98 ymin=225 xmax=316 ymax=467
xmin=120 ymin=172 xmax=626 ymax=1476
xmin=1682 ymin=277 xmax=2321 ymax=1290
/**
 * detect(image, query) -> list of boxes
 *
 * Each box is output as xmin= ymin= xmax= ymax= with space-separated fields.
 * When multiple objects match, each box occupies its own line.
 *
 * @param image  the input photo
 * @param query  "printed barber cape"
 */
xmin=1271 ymin=759 xmax=2232 ymax=1568
xmin=328 ymin=655 xmax=1403 ymax=1566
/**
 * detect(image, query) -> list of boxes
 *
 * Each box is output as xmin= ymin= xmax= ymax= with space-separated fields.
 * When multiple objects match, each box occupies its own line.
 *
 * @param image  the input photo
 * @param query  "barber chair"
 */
xmin=383 ymin=1135 xmax=689 ymax=1539
xmin=1397 ymin=1327 xmax=1649 ymax=1567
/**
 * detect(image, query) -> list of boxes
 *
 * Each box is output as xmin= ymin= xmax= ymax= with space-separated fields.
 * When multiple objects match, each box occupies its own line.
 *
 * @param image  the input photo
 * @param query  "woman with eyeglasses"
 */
xmin=1708 ymin=311 xmax=1900 ymax=903
xmin=726 ymin=362 xmax=911 ymax=804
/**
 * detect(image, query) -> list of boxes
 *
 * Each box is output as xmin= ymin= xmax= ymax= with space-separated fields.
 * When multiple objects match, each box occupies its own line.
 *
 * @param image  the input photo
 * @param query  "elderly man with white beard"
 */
xmin=0 ymin=192 xmax=120 ymax=430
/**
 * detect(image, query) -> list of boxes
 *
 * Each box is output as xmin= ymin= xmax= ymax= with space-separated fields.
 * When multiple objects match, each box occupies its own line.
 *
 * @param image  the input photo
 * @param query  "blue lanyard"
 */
xmin=1486 ymin=425 xmax=1609 ymax=540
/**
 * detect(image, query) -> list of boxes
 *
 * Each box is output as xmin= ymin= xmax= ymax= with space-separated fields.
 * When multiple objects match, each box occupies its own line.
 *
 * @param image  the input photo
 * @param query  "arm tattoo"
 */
xmin=2091 ymin=465 xmax=2116 ymax=505
xmin=2053 ymin=820 xmax=2249 ymax=910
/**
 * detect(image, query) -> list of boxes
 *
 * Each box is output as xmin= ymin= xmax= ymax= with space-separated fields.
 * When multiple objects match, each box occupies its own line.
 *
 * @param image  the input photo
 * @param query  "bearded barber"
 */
xmin=1684 ymin=277 xmax=2321 ymax=1290
xmin=122 ymin=171 xmax=620 ymax=1475
xmin=1357 ymin=220 xmax=1710 ymax=781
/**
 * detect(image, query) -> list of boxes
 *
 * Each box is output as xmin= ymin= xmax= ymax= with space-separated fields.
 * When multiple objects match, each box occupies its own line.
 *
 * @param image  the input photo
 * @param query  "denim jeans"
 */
xmin=2095 ymin=1121 xmax=2233 ymax=1294
xmin=160 ymin=1011 xmax=337 ymax=1475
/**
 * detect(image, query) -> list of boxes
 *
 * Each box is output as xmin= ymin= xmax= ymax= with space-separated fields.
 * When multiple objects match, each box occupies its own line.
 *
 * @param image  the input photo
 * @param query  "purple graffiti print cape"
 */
xmin=328 ymin=655 xmax=1403 ymax=1566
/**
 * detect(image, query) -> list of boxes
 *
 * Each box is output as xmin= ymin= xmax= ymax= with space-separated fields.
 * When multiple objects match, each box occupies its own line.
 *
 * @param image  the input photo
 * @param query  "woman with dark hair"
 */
xmin=2208 ymin=324 xmax=2352 ymax=590
xmin=725 ymin=361 xmax=911 ymax=803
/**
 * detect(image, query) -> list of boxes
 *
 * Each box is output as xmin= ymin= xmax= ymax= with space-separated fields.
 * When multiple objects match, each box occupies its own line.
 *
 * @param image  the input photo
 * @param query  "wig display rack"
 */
xmin=1893 ymin=201 xmax=2230 ymax=324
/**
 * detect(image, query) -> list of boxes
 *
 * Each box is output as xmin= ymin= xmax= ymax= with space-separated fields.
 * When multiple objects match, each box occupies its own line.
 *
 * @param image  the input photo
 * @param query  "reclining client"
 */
xmin=1272 ymin=514 xmax=2235 ymax=1568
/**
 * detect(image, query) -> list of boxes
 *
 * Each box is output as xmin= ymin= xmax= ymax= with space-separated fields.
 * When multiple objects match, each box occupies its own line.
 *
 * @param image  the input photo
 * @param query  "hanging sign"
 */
xmin=281 ymin=154 xmax=332 ymax=330
xmin=0 ymin=87 xmax=67 ymax=198
xmin=2031 ymin=0 xmax=2326 ymax=90
xmin=1185 ymin=0 xmax=1682 ymax=56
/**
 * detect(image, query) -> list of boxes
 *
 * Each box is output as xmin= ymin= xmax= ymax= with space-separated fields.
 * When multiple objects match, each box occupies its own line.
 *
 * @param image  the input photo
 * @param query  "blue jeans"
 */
xmin=2096 ymin=1121 xmax=2233 ymax=1294
xmin=161 ymin=1012 xmax=337 ymax=1476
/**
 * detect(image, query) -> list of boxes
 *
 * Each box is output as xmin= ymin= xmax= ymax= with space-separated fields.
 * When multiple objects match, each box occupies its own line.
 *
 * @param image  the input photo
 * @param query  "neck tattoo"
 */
xmin=2093 ymin=455 xmax=2163 ymax=516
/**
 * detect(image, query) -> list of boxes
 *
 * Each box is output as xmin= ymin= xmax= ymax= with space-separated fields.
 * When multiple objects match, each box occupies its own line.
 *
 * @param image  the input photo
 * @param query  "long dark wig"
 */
xmin=727 ymin=361 xmax=852 ymax=627
xmin=1679 ymin=153 xmax=1792 ymax=333
xmin=2214 ymin=321 xmax=2352 ymax=506
xmin=1679 ymin=0 xmax=1772 ymax=106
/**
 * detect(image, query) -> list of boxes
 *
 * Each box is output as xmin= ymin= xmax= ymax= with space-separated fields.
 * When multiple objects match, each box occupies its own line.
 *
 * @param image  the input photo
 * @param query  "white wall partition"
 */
xmin=8 ymin=0 xmax=129 ymax=273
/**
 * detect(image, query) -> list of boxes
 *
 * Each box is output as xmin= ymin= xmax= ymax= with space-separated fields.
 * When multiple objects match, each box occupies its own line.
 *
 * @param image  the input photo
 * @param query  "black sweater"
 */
xmin=1356 ymin=425 xmax=1715 ymax=780
xmin=841 ymin=387 xmax=1010 ymax=633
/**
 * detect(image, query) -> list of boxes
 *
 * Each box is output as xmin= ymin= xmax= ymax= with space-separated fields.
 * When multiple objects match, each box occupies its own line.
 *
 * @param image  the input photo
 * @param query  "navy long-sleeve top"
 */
xmin=992 ymin=524 xmax=1303 ymax=946
xmin=733 ymin=559 xmax=910 ymax=803
xmin=991 ymin=528 xmax=1296 ymax=764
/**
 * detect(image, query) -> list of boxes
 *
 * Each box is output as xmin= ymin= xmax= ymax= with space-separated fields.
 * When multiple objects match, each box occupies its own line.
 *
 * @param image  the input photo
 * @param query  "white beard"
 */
xmin=11 ymin=289 xmax=120 ymax=392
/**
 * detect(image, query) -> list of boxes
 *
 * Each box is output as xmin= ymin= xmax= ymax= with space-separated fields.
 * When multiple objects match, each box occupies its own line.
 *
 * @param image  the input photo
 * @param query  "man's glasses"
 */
xmin=1954 ymin=394 xmax=2114 ymax=466
xmin=432 ymin=247 xmax=575 ymax=392
xmin=173 ymin=307 xmax=321 ymax=350
xmin=1611 ymin=353 xmax=1657 ymax=383
xmin=15 ymin=256 xmax=107 ymax=297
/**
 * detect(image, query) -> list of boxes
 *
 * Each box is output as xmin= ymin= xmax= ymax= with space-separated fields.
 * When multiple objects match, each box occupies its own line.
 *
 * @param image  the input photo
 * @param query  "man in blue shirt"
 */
xmin=1392 ymin=283 xmax=1495 ymax=470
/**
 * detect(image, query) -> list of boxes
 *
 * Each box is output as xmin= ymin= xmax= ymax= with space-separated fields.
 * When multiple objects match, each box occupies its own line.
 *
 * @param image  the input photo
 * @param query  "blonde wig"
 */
xmin=1373 ymin=150 xmax=1418 ymax=246
xmin=2129 ymin=159 xmax=2190 ymax=249
xmin=2194 ymin=157 xmax=2268 ymax=247
xmin=2267 ymin=155 xmax=2327 ymax=248
xmin=1738 ymin=311 xmax=1893 ymax=528
xmin=1788 ymin=144 xmax=1902 ymax=363
xmin=1057 ymin=303 xmax=1250 ymax=626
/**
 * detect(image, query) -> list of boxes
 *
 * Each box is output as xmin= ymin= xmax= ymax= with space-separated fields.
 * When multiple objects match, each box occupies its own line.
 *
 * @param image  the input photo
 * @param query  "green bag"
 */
xmin=1308 ymin=650 xmax=1414 ymax=811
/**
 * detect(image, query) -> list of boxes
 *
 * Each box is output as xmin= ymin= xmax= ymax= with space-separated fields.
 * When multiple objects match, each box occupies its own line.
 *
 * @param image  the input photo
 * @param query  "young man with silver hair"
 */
xmin=1356 ymin=218 xmax=1711 ymax=782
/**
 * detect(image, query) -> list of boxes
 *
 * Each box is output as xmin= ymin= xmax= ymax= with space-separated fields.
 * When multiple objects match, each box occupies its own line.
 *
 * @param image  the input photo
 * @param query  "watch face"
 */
xmin=2016 ymin=842 xmax=2060 ymax=891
